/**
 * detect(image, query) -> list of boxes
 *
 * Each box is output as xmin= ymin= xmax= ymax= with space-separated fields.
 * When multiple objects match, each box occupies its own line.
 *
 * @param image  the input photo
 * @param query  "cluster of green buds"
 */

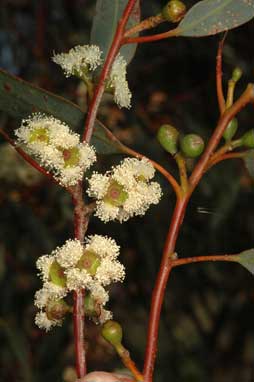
xmin=157 ymin=124 xmax=205 ymax=158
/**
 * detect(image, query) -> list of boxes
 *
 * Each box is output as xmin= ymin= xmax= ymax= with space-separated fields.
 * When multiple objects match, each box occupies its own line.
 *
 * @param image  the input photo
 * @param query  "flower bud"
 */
xmin=77 ymin=250 xmax=101 ymax=276
xmin=103 ymin=181 xmax=128 ymax=207
xmin=46 ymin=299 xmax=70 ymax=320
xmin=101 ymin=320 xmax=123 ymax=346
xmin=180 ymin=134 xmax=204 ymax=158
xmin=49 ymin=260 xmax=67 ymax=287
xmin=242 ymin=129 xmax=254 ymax=148
xmin=232 ymin=67 xmax=242 ymax=83
xmin=157 ymin=124 xmax=179 ymax=155
xmin=162 ymin=0 xmax=186 ymax=23
xmin=223 ymin=118 xmax=238 ymax=142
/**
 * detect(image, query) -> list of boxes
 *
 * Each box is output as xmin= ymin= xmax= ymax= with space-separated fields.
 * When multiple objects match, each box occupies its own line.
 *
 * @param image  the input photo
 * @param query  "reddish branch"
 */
xmin=83 ymin=0 xmax=138 ymax=143
xmin=123 ymin=27 xmax=180 ymax=45
xmin=143 ymin=84 xmax=254 ymax=382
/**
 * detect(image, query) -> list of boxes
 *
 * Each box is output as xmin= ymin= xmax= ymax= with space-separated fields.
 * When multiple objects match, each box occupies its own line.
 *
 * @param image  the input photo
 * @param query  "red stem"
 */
xmin=143 ymin=197 xmax=188 ymax=381
xmin=123 ymin=27 xmax=180 ymax=45
xmin=82 ymin=0 xmax=138 ymax=143
xmin=71 ymin=184 xmax=88 ymax=378
xmin=172 ymin=254 xmax=235 ymax=267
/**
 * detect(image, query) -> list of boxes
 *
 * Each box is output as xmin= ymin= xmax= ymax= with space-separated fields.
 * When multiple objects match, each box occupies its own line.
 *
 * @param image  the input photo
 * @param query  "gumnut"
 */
xmin=162 ymin=0 xmax=186 ymax=23
xmin=180 ymin=134 xmax=204 ymax=158
xmin=157 ymin=124 xmax=179 ymax=155
xmin=242 ymin=129 xmax=254 ymax=148
xmin=101 ymin=320 xmax=123 ymax=346
xmin=223 ymin=118 xmax=238 ymax=142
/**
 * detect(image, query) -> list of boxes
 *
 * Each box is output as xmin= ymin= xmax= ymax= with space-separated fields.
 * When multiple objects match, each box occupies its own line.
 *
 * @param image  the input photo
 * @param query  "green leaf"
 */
xmin=244 ymin=150 xmax=254 ymax=178
xmin=90 ymin=0 xmax=140 ymax=63
xmin=178 ymin=0 xmax=254 ymax=37
xmin=0 ymin=69 xmax=123 ymax=155
xmin=235 ymin=248 xmax=254 ymax=275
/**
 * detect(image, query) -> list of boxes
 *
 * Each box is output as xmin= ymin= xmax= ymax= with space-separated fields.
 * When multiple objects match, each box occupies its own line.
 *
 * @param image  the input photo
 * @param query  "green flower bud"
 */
xmin=29 ymin=127 xmax=49 ymax=144
xmin=77 ymin=250 xmax=101 ymax=276
xmin=223 ymin=118 xmax=238 ymax=142
xmin=242 ymin=129 xmax=254 ymax=148
xmin=103 ymin=180 xmax=128 ymax=207
xmin=46 ymin=299 xmax=70 ymax=321
xmin=84 ymin=293 xmax=100 ymax=317
xmin=180 ymin=134 xmax=204 ymax=158
xmin=49 ymin=260 xmax=67 ymax=287
xmin=157 ymin=124 xmax=179 ymax=155
xmin=101 ymin=320 xmax=123 ymax=346
xmin=61 ymin=147 xmax=80 ymax=167
xmin=232 ymin=67 xmax=242 ymax=83
xmin=162 ymin=0 xmax=186 ymax=23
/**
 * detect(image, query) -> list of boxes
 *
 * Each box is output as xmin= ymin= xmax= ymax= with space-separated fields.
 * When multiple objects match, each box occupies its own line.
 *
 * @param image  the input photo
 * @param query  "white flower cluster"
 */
xmin=35 ymin=237 xmax=125 ymax=331
xmin=87 ymin=158 xmax=162 ymax=223
xmin=15 ymin=114 xmax=96 ymax=187
xmin=107 ymin=54 xmax=131 ymax=109
xmin=52 ymin=46 xmax=131 ymax=109
xmin=52 ymin=45 xmax=103 ymax=77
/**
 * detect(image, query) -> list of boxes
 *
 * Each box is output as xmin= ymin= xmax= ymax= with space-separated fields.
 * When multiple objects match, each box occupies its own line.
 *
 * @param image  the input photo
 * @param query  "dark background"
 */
xmin=1 ymin=1 xmax=254 ymax=381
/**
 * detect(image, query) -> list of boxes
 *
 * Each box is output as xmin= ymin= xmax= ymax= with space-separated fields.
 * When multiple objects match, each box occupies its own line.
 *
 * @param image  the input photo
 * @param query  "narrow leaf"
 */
xmin=0 ymin=69 xmax=123 ymax=154
xmin=90 ymin=0 xmax=140 ymax=64
xmin=235 ymin=248 xmax=254 ymax=275
xmin=178 ymin=0 xmax=254 ymax=37
xmin=244 ymin=150 xmax=254 ymax=178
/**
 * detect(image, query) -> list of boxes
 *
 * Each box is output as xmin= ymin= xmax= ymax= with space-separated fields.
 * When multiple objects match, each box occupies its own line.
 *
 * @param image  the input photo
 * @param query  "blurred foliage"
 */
xmin=1 ymin=1 xmax=254 ymax=382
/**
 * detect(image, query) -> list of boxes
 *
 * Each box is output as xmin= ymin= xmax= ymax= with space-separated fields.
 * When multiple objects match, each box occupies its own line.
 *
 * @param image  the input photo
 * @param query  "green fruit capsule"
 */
xmin=157 ymin=124 xmax=179 ymax=155
xmin=232 ymin=67 xmax=242 ymax=83
xmin=223 ymin=118 xmax=238 ymax=142
xmin=242 ymin=129 xmax=254 ymax=148
xmin=162 ymin=0 xmax=186 ymax=23
xmin=102 ymin=320 xmax=123 ymax=346
xmin=180 ymin=134 xmax=204 ymax=158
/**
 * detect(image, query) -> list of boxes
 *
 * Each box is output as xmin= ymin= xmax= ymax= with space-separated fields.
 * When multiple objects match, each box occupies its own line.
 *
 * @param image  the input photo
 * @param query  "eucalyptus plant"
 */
xmin=1 ymin=1 xmax=254 ymax=381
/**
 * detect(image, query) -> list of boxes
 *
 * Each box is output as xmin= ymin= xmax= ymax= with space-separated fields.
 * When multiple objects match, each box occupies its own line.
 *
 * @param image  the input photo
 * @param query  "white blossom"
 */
xmin=87 ymin=158 xmax=162 ymax=223
xmin=52 ymin=45 xmax=103 ymax=77
xmin=35 ymin=311 xmax=62 ymax=332
xmin=34 ymin=282 xmax=67 ymax=309
xmin=108 ymin=54 xmax=132 ymax=109
xmin=54 ymin=239 xmax=83 ymax=269
xmin=85 ymin=235 xmax=120 ymax=260
xmin=15 ymin=114 xmax=96 ymax=187
xmin=65 ymin=268 xmax=93 ymax=291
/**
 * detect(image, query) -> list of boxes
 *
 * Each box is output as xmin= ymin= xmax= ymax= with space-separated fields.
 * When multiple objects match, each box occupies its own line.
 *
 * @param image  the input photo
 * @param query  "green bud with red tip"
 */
xmin=162 ymin=0 xmax=186 ymax=23
xmin=103 ymin=180 xmax=128 ymax=207
xmin=101 ymin=320 xmax=123 ymax=346
xmin=46 ymin=299 xmax=70 ymax=321
xmin=242 ymin=129 xmax=254 ymax=148
xmin=77 ymin=250 xmax=101 ymax=276
xmin=157 ymin=124 xmax=179 ymax=155
xmin=49 ymin=260 xmax=67 ymax=287
xmin=180 ymin=134 xmax=204 ymax=158
xmin=223 ymin=118 xmax=238 ymax=142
